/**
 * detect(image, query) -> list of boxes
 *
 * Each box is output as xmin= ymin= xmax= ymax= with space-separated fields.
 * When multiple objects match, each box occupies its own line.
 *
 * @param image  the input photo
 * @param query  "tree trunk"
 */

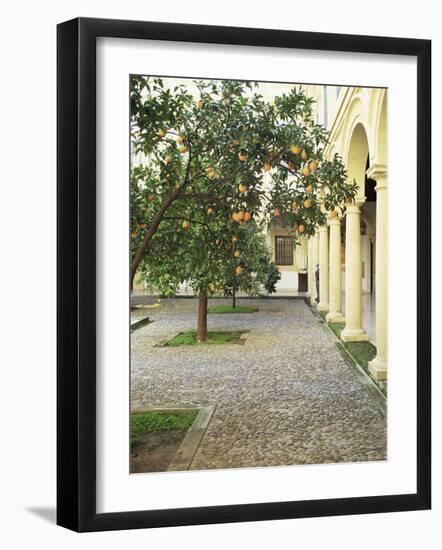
xmin=197 ymin=292 xmax=208 ymax=342
xmin=232 ymin=287 xmax=236 ymax=309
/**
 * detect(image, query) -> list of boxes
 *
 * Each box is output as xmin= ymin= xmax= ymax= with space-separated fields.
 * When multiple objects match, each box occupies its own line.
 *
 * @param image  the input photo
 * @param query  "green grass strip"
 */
xmin=208 ymin=305 xmax=258 ymax=314
xmin=328 ymin=321 xmax=345 ymax=339
xmin=165 ymin=330 xmax=244 ymax=346
xmin=345 ymin=340 xmax=377 ymax=371
xmin=130 ymin=410 xmax=198 ymax=448
xmin=312 ymin=303 xmax=385 ymax=396
xmin=325 ymin=319 xmax=383 ymax=395
xmin=326 ymin=321 xmax=377 ymax=371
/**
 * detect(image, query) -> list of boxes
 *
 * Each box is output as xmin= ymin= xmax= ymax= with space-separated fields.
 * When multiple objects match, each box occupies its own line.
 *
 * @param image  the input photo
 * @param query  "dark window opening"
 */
xmin=365 ymin=154 xmax=377 ymax=202
xmin=275 ymin=236 xmax=293 ymax=266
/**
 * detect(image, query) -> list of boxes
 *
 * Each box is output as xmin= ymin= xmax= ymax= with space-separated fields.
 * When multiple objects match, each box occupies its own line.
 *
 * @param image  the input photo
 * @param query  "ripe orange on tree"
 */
xmin=290 ymin=145 xmax=302 ymax=155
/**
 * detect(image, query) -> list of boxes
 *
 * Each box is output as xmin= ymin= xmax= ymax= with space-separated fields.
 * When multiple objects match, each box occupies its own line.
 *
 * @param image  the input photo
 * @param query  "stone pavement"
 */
xmin=131 ymin=298 xmax=386 ymax=470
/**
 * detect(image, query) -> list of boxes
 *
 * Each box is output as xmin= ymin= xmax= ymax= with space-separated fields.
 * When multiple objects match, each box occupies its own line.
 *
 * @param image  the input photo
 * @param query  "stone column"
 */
xmin=310 ymin=232 xmax=319 ymax=305
xmin=317 ymin=225 xmax=329 ymax=312
xmin=341 ymin=198 xmax=368 ymax=342
xmin=326 ymin=215 xmax=345 ymax=323
xmin=368 ymin=167 xmax=388 ymax=381
xmin=307 ymin=238 xmax=313 ymax=300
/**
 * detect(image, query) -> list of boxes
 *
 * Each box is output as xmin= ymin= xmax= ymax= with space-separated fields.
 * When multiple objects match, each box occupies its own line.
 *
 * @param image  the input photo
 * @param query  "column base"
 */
xmin=310 ymin=296 xmax=318 ymax=306
xmin=317 ymin=302 xmax=329 ymax=312
xmin=326 ymin=311 xmax=345 ymax=323
xmin=341 ymin=328 xmax=369 ymax=342
xmin=368 ymin=356 xmax=387 ymax=381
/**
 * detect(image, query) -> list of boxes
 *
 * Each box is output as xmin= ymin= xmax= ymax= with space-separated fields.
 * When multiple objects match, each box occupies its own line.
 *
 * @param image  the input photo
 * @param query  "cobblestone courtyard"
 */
xmin=131 ymin=298 xmax=386 ymax=470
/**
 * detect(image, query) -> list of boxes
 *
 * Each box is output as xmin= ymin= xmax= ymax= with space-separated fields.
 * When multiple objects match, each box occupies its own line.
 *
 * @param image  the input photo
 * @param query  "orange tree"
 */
xmin=217 ymin=220 xmax=278 ymax=309
xmin=130 ymin=77 xmax=357 ymax=339
xmin=137 ymin=209 xmax=275 ymax=340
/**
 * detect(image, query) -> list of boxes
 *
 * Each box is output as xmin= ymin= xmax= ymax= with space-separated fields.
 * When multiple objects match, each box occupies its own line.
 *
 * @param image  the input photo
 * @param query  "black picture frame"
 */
xmin=57 ymin=17 xmax=431 ymax=532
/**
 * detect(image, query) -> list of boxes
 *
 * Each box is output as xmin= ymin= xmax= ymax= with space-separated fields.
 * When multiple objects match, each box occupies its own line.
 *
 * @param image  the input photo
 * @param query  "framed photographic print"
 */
xmin=57 ymin=17 xmax=431 ymax=532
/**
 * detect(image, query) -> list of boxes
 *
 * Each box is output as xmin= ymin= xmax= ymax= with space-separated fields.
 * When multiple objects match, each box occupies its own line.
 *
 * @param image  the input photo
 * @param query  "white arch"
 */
xmin=341 ymin=94 xmax=372 ymax=158
xmin=373 ymin=90 xmax=387 ymax=166
xmin=325 ymin=87 xmax=387 ymax=197
xmin=345 ymin=121 xmax=369 ymax=198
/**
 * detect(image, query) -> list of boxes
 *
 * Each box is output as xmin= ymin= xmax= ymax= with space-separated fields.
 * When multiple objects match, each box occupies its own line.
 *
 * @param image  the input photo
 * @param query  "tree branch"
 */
xmin=130 ymin=144 xmax=193 ymax=284
xmin=162 ymin=216 xmax=217 ymax=236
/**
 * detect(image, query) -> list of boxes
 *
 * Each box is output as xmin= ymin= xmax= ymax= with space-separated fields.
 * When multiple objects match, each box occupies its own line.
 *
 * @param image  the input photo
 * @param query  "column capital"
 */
xmin=366 ymin=163 xmax=387 ymax=181
xmin=327 ymin=216 xmax=341 ymax=226
xmin=318 ymin=224 xmax=328 ymax=233
xmin=345 ymin=197 xmax=365 ymax=214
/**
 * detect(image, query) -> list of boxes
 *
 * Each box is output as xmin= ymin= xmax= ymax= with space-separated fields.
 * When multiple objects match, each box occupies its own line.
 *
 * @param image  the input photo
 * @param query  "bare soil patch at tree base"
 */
xmin=130 ymin=430 xmax=186 ymax=473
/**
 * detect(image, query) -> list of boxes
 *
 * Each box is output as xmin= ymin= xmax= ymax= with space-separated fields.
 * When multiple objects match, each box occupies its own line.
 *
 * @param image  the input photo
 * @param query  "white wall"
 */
xmin=276 ymin=270 xmax=299 ymax=293
xmin=1 ymin=1 xmax=440 ymax=548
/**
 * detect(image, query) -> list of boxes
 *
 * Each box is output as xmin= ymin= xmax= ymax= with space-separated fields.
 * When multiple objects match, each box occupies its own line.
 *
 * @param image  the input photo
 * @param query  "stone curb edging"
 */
xmin=333 ymin=341 xmax=387 ymax=417
xmin=130 ymin=315 xmax=151 ymax=332
xmin=305 ymin=300 xmax=387 ymax=417
xmin=167 ymin=404 xmax=217 ymax=471
xmin=130 ymin=404 xmax=217 ymax=472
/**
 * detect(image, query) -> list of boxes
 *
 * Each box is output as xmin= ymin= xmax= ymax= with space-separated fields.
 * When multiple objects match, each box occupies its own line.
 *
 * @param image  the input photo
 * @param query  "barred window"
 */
xmin=275 ymin=236 xmax=293 ymax=266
